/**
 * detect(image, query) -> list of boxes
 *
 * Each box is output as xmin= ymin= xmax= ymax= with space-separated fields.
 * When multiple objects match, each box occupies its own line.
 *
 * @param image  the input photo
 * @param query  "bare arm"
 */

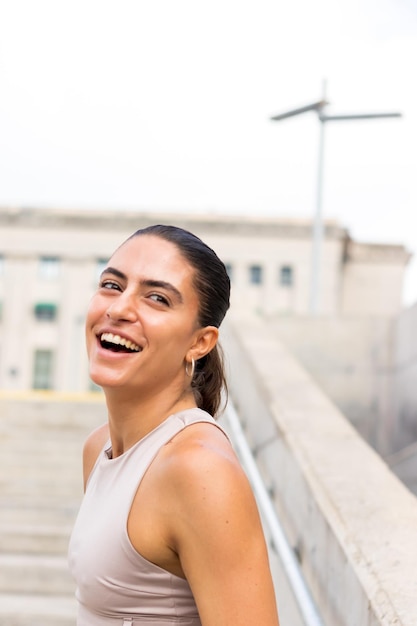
xmin=165 ymin=435 xmax=280 ymax=626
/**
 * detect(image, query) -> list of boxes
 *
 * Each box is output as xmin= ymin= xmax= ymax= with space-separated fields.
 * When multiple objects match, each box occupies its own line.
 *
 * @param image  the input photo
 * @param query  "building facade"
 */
xmin=0 ymin=206 xmax=411 ymax=392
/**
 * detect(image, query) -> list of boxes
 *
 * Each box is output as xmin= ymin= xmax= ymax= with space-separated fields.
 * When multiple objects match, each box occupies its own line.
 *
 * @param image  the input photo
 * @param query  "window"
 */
xmin=280 ymin=265 xmax=293 ymax=287
xmin=249 ymin=264 xmax=263 ymax=285
xmin=33 ymin=349 xmax=54 ymax=390
xmin=34 ymin=303 xmax=57 ymax=321
xmin=39 ymin=256 xmax=60 ymax=279
xmin=95 ymin=258 xmax=108 ymax=282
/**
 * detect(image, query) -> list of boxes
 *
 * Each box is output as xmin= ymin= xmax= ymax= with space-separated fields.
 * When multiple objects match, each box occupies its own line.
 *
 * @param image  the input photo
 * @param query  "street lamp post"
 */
xmin=270 ymin=81 xmax=402 ymax=315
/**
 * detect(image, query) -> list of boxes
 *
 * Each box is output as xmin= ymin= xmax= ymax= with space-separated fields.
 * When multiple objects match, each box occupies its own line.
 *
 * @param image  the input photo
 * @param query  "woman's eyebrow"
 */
xmin=100 ymin=266 xmax=126 ymax=281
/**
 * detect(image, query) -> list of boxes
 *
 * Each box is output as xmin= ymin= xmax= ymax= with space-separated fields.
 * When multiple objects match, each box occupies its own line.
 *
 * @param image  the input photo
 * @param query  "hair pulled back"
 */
xmin=129 ymin=224 xmax=231 ymax=417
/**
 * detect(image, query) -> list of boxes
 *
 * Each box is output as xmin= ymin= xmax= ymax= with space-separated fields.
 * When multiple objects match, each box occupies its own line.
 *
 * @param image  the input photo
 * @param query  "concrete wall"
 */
xmin=342 ymin=262 xmax=405 ymax=317
xmin=222 ymin=314 xmax=417 ymax=626
xmin=261 ymin=316 xmax=394 ymax=454
xmin=341 ymin=239 xmax=408 ymax=317
xmin=391 ymin=302 xmax=417 ymax=451
xmin=384 ymin=302 xmax=417 ymax=490
xmin=229 ymin=312 xmax=417 ymax=495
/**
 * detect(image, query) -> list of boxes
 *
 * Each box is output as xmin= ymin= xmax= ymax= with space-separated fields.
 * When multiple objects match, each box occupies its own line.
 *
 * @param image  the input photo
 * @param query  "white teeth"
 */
xmin=100 ymin=332 xmax=141 ymax=352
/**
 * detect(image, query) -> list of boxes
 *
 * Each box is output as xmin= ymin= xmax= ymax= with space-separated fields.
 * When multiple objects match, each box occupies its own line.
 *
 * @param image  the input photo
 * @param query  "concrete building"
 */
xmin=0 ymin=206 xmax=410 ymax=394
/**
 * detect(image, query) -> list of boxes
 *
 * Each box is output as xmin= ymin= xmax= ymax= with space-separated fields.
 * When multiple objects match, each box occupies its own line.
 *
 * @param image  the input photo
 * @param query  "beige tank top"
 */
xmin=68 ymin=408 xmax=227 ymax=626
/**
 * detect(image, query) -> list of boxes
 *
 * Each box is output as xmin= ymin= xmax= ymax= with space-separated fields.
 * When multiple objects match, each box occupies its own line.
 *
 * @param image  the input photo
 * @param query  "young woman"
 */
xmin=68 ymin=225 xmax=280 ymax=626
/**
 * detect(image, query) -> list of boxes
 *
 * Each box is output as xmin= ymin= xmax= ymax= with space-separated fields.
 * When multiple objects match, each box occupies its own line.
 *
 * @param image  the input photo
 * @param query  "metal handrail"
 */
xmin=223 ymin=400 xmax=325 ymax=626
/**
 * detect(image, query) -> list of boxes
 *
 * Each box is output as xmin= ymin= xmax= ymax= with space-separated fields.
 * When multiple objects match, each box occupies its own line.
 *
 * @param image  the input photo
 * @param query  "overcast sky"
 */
xmin=1 ymin=0 xmax=416 ymax=303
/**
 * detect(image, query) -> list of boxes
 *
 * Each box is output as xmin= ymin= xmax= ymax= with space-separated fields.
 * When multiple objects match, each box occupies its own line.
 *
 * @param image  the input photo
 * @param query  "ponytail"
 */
xmin=192 ymin=344 xmax=228 ymax=418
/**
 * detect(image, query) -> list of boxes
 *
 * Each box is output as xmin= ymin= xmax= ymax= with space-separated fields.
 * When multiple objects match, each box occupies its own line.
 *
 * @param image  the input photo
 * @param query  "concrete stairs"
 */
xmin=0 ymin=394 xmax=106 ymax=626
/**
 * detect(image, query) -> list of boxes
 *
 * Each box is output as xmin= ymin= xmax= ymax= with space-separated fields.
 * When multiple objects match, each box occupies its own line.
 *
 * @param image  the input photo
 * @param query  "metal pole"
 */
xmin=309 ymin=81 xmax=326 ymax=315
xmin=310 ymin=112 xmax=326 ymax=314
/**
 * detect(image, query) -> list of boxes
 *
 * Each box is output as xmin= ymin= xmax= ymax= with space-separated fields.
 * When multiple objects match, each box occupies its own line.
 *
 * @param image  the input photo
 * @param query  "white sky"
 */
xmin=0 ymin=0 xmax=416 ymax=304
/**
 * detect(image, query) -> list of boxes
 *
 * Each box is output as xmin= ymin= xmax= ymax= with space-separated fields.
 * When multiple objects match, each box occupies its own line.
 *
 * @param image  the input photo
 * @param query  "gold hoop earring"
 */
xmin=185 ymin=358 xmax=195 ymax=379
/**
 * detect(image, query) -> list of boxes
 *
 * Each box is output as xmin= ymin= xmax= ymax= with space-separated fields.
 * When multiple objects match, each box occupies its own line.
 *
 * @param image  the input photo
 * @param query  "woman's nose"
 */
xmin=106 ymin=291 xmax=138 ymax=322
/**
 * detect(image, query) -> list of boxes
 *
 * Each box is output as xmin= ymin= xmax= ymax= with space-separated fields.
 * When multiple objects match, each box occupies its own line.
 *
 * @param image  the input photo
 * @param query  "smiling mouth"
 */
xmin=100 ymin=333 xmax=142 ymax=353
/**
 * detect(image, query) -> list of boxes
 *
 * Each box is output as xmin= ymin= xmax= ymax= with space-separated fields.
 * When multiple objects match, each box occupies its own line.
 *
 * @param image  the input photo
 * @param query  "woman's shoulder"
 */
xmin=160 ymin=419 xmax=250 ymax=502
xmin=171 ymin=416 xmax=231 ymax=457
xmin=156 ymin=419 xmax=261 ymax=558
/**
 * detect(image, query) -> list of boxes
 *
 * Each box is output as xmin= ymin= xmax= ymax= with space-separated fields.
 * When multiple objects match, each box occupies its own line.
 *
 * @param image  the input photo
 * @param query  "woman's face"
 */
xmin=86 ymin=235 xmax=205 ymax=394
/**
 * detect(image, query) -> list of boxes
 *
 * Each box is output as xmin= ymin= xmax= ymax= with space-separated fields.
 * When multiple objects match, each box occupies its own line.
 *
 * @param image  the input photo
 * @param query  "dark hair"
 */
xmin=129 ymin=224 xmax=230 ymax=417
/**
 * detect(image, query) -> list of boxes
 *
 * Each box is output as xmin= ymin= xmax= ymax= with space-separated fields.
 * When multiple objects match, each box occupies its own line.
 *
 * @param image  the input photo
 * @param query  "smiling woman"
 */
xmin=68 ymin=224 xmax=280 ymax=626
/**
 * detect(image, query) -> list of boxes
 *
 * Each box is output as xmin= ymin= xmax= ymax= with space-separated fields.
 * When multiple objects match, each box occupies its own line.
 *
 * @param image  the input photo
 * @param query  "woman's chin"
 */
xmin=89 ymin=369 xmax=124 ymax=389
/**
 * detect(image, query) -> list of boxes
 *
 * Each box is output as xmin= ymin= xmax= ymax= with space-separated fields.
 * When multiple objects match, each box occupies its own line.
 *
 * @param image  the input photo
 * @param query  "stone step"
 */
xmin=0 ymin=524 xmax=72 ymax=555
xmin=0 ymin=435 xmax=88 ymax=456
xmin=0 ymin=466 xmax=83 ymax=482
xmin=0 ymin=502 xmax=80 ymax=527
xmin=0 ymin=397 xmax=106 ymax=431
xmin=0 ymin=451 xmax=83 ymax=467
xmin=0 ymin=476 xmax=82 ymax=492
xmin=0 ymin=396 xmax=99 ymax=622
xmin=0 ymin=476 xmax=83 ymax=495
xmin=0 ymin=420 xmax=101 ymax=436
xmin=0 ymin=592 xmax=77 ymax=626
xmin=0 ymin=554 xmax=75 ymax=595
xmin=0 ymin=453 xmax=82 ymax=468
xmin=0 ymin=436 xmax=83 ymax=453
xmin=1 ymin=445 xmax=86 ymax=470
xmin=0 ymin=446 xmax=83 ymax=465
xmin=0 ymin=417 xmax=96 ymax=431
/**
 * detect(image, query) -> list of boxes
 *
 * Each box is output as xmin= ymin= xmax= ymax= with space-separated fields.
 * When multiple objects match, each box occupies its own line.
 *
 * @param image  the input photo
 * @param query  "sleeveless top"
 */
xmin=68 ymin=408 xmax=228 ymax=626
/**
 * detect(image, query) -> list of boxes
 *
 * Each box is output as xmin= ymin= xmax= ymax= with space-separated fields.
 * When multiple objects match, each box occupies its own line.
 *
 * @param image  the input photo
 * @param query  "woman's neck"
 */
xmin=103 ymin=387 xmax=196 ymax=458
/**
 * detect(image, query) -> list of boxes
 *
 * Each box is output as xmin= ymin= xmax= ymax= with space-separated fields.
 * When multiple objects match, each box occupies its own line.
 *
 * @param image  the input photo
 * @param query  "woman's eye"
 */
xmin=100 ymin=280 xmax=121 ymax=291
xmin=149 ymin=293 xmax=169 ymax=305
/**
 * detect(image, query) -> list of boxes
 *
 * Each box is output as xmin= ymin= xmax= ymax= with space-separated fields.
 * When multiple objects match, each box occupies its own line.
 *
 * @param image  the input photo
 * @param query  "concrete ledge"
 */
xmin=222 ymin=315 xmax=417 ymax=626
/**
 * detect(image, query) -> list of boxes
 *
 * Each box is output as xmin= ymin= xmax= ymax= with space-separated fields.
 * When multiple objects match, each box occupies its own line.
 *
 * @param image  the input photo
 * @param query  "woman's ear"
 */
xmin=187 ymin=326 xmax=219 ymax=362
